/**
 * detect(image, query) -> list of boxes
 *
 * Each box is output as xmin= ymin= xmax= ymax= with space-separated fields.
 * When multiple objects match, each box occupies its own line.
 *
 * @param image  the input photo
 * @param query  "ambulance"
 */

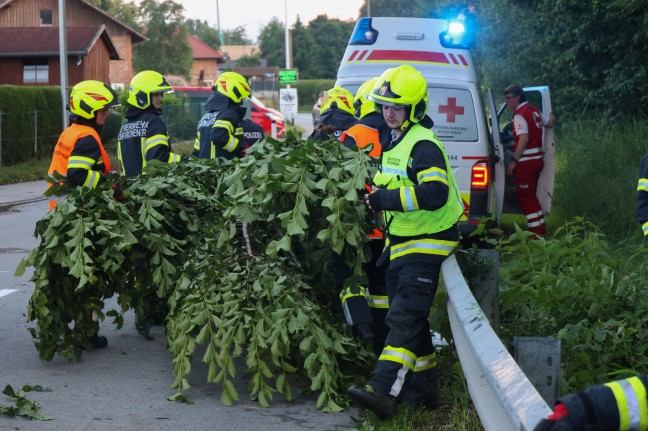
xmin=335 ymin=17 xmax=555 ymax=237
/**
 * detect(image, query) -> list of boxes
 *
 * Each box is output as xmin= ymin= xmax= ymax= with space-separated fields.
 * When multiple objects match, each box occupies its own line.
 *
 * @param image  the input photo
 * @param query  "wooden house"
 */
xmin=0 ymin=0 xmax=145 ymax=87
xmin=187 ymin=34 xmax=225 ymax=87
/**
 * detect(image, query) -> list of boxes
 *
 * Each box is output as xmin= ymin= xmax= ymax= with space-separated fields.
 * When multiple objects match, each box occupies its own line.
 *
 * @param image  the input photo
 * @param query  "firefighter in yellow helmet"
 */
xmin=47 ymin=79 xmax=123 ymax=348
xmin=48 ymin=80 xmax=124 ymax=208
xmin=310 ymin=86 xmax=357 ymax=142
xmin=117 ymin=70 xmax=181 ymax=177
xmin=347 ymin=65 xmax=463 ymax=418
xmin=337 ymin=77 xmax=390 ymax=355
xmin=193 ymin=71 xmax=252 ymax=159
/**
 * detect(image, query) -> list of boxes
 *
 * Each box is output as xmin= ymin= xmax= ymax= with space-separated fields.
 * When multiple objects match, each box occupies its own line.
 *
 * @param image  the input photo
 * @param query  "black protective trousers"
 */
xmin=368 ymin=261 xmax=440 ymax=403
xmin=335 ymin=239 xmax=389 ymax=351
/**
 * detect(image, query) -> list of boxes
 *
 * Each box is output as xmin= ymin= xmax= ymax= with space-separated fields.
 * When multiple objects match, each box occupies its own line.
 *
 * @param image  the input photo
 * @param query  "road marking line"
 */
xmin=0 ymin=289 xmax=18 ymax=298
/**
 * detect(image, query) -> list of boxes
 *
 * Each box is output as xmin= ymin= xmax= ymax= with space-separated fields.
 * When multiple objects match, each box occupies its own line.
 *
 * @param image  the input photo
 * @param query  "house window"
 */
xmin=23 ymin=59 xmax=49 ymax=83
xmin=40 ymin=9 xmax=53 ymax=25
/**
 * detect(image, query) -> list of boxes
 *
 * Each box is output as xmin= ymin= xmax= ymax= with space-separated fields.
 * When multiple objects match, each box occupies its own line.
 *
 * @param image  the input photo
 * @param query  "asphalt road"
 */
xmin=294 ymin=112 xmax=314 ymax=139
xmin=0 ymin=160 xmax=358 ymax=430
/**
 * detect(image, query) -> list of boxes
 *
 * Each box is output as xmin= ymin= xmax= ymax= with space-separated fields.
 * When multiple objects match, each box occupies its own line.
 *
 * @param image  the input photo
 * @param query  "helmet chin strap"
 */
xmin=400 ymin=119 xmax=411 ymax=130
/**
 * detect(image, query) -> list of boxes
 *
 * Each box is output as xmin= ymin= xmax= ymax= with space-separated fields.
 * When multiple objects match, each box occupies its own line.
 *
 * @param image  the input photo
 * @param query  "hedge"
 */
xmin=0 ymin=86 xmax=63 ymax=166
xmin=0 ymin=80 xmax=337 ymax=167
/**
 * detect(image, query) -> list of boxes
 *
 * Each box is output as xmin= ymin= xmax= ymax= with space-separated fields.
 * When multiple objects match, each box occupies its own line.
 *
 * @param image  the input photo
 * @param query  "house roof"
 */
xmin=0 ymin=0 xmax=146 ymax=43
xmin=188 ymin=34 xmax=225 ymax=63
xmin=0 ymin=25 xmax=120 ymax=59
xmin=220 ymin=45 xmax=260 ymax=61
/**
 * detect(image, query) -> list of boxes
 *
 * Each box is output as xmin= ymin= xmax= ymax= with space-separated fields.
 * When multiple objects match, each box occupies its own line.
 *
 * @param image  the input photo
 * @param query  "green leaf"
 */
xmin=167 ymin=392 xmax=194 ymax=404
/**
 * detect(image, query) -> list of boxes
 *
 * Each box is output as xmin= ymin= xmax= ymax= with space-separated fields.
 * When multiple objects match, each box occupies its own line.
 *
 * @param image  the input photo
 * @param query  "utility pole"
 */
xmin=216 ymin=0 xmax=223 ymax=46
xmin=284 ymin=0 xmax=290 ymax=70
xmin=58 ymin=0 xmax=69 ymax=129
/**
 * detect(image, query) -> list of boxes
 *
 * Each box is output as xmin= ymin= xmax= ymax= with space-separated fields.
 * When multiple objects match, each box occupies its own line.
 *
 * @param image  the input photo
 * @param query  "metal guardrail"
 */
xmin=442 ymin=254 xmax=552 ymax=431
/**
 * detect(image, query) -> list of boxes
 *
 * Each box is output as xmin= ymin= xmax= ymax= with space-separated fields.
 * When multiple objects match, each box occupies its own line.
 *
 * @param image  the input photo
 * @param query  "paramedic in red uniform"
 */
xmin=504 ymin=85 xmax=555 ymax=237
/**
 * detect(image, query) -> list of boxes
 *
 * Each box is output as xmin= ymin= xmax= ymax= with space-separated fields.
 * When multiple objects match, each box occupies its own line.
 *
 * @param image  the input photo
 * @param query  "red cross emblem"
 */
xmin=438 ymin=97 xmax=464 ymax=123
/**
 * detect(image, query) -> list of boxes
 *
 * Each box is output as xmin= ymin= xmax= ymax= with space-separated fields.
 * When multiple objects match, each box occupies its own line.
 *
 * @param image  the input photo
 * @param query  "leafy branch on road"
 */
xmin=0 ymin=384 xmax=52 ymax=420
xmin=17 ymin=131 xmax=376 ymax=410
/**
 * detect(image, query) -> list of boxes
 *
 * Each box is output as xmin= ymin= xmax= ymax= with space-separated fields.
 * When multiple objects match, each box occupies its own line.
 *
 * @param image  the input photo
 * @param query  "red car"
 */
xmin=173 ymin=86 xmax=285 ymax=138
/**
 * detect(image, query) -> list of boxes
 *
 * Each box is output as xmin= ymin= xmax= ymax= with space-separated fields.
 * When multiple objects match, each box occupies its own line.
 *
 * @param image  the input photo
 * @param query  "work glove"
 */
xmin=112 ymin=182 xmax=126 ymax=202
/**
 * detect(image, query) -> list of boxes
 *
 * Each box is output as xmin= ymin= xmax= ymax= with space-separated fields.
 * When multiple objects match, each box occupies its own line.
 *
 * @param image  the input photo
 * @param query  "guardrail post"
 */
xmin=462 ymin=248 xmax=500 ymax=334
xmin=271 ymin=119 xmax=277 ymax=139
xmin=514 ymin=336 xmax=561 ymax=406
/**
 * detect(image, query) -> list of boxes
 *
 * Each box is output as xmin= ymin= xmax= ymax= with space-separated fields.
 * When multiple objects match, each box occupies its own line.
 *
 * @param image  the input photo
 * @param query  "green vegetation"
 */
xmin=0 ymin=86 xmax=62 ymax=165
xmin=498 ymin=221 xmax=648 ymax=394
xmin=0 ymin=385 xmax=52 ymax=420
xmin=18 ymin=133 xmax=377 ymax=410
xmin=9 ymin=116 xmax=648 ymax=429
xmin=0 ymin=158 xmax=51 ymax=185
xmin=552 ymin=118 xmax=648 ymax=240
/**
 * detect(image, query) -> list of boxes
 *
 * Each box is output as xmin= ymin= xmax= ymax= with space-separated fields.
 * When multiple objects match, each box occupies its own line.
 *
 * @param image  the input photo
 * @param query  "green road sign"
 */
xmin=278 ymin=69 xmax=298 ymax=84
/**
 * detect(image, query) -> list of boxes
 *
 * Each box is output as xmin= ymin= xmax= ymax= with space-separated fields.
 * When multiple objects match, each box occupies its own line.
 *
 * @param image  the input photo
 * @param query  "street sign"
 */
xmin=280 ymin=88 xmax=298 ymax=121
xmin=278 ymin=69 xmax=298 ymax=84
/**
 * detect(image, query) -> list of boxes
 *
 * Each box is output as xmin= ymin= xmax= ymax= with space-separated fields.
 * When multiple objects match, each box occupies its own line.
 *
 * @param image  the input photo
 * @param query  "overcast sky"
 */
xmin=176 ymin=0 xmax=363 ymax=42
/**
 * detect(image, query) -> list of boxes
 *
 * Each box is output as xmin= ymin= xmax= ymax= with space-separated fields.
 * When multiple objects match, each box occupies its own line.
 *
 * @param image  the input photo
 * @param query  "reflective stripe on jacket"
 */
xmin=372 ymin=124 xmax=463 ymax=237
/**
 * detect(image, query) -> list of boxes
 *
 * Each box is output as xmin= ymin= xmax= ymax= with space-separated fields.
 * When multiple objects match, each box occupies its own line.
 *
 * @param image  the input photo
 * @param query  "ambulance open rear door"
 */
xmin=487 ymin=89 xmax=505 ymax=223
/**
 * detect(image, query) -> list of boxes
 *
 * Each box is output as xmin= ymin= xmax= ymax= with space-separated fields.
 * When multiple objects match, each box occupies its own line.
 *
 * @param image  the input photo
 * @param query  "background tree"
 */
xmin=185 ymin=18 xmax=221 ymax=50
xmin=133 ymin=0 xmax=193 ymax=79
xmin=357 ymin=0 xmax=429 ymax=17
xmin=291 ymin=17 xmax=316 ymax=79
xmin=306 ymin=16 xmax=355 ymax=79
xmin=236 ymin=54 xmax=261 ymax=67
xmin=258 ymin=17 xmax=285 ymax=68
xmin=221 ymin=26 xmax=253 ymax=45
xmin=86 ymin=0 xmax=140 ymax=30
xmin=474 ymin=0 xmax=648 ymax=119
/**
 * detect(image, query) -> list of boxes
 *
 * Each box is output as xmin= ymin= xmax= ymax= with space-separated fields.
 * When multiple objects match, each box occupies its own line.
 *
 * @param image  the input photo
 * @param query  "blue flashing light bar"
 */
xmin=440 ymin=20 xmax=470 ymax=49
xmin=349 ymin=17 xmax=378 ymax=45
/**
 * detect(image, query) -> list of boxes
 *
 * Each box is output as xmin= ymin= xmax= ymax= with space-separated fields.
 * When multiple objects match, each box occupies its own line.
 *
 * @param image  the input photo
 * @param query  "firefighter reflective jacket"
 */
xmin=193 ymin=106 xmax=245 ymax=160
xmin=373 ymin=124 xmax=463 ymax=237
xmin=638 ymin=152 xmax=648 ymax=237
xmin=48 ymin=123 xmax=110 ymax=188
xmin=341 ymin=120 xmax=382 ymax=157
xmin=117 ymin=106 xmax=180 ymax=177
xmin=556 ymin=374 xmax=648 ymax=430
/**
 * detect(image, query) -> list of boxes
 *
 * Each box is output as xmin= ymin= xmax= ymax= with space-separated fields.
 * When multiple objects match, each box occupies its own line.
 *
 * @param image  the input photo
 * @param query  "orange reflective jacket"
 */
xmin=48 ymin=124 xmax=109 ymax=211
xmin=48 ymin=123 xmax=110 ymax=178
xmin=341 ymin=124 xmax=382 ymax=157
xmin=342 ymin=124 xmax=383 ymax=239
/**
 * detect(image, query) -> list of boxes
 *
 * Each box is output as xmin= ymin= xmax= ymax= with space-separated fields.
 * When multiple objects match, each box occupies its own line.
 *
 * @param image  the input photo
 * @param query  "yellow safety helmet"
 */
xmin=354 ymin=77 xmax=379 ymax=119
xmin=369 ymin=65 xmax=428 ymax=127
xmin=320 ymin=86 xmax=355 ymax=116
xmin=68 ymin=80 xmax=120 ymax=120
xmin=127 ymin=70 xmax=173 ymax=109
xmin=214 ymin=71 xmax=251 ymax=104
